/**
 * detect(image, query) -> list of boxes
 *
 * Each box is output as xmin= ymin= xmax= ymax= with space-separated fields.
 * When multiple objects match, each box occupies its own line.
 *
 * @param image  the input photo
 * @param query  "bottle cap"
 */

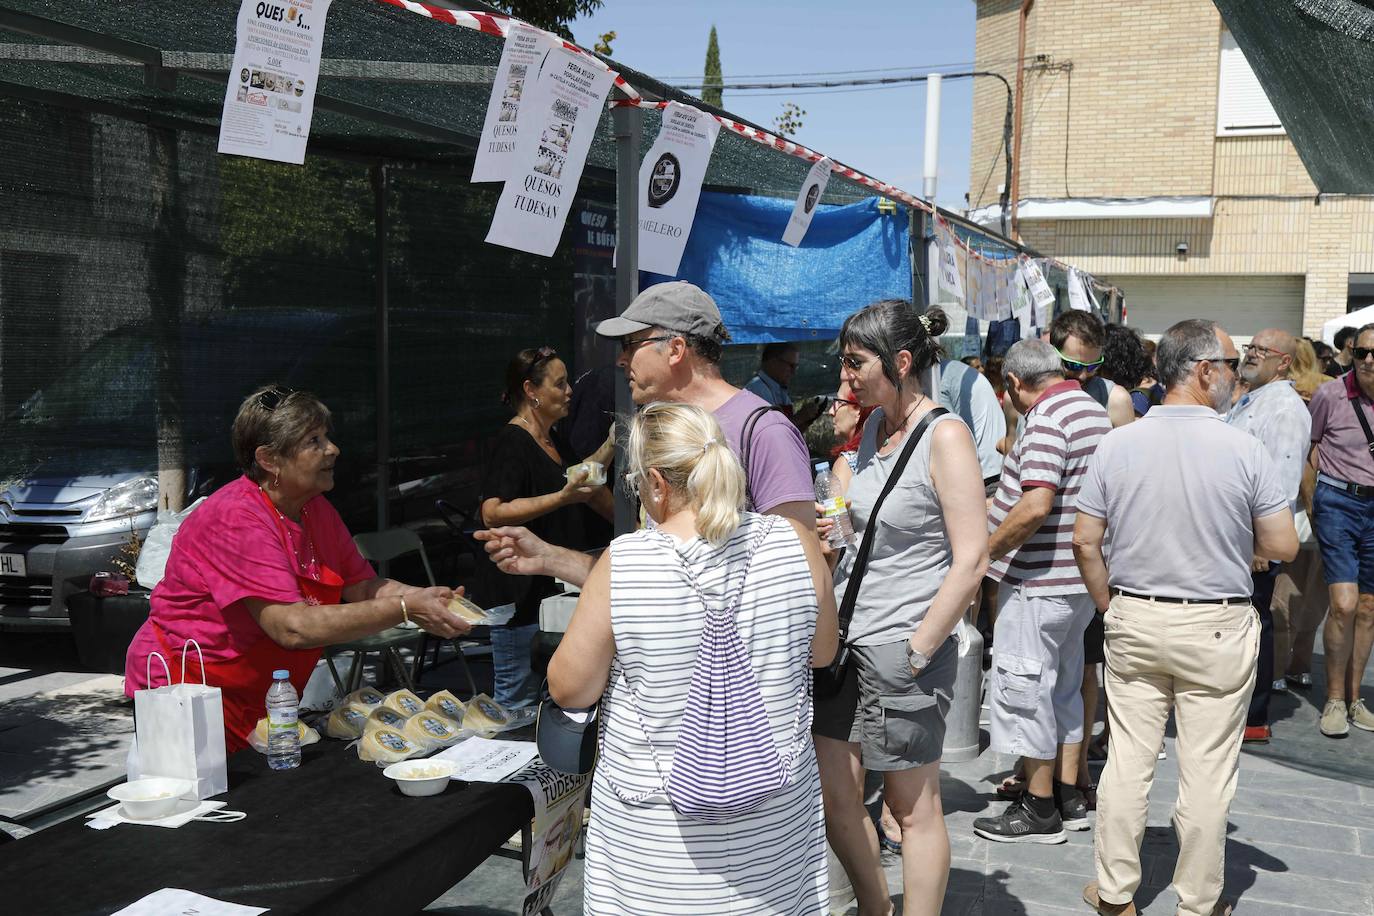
xmin=272 ymin=669 xmax=290 ymax=680
xmin=814 ymin=462 xmax=828 ymax=472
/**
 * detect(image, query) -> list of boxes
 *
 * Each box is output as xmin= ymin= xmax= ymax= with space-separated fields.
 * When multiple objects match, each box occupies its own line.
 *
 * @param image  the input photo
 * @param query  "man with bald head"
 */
xmin=1227 ymin=328 xmax=1312 ymax=742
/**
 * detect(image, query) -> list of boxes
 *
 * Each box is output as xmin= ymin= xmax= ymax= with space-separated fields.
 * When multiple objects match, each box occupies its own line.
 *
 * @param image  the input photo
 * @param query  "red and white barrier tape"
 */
xmin=371 ymin=0 xmax=641 ymax=101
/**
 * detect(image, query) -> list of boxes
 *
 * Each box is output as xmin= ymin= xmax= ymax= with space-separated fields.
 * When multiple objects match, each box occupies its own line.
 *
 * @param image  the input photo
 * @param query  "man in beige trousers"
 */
xmin=1071 ymin=319 xmax=1298 ymax=916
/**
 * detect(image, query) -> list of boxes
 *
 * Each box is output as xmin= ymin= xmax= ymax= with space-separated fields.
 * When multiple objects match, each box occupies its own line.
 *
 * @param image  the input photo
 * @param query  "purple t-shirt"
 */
xmin=713 ymin=390 xmax=814 ymax=513
xmin=1310 ymin=374 xmax=1374 ymax=487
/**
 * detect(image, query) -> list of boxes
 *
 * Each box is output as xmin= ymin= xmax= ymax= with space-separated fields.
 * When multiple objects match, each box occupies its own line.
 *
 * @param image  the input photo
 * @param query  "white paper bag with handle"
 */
xmin=130 ymin=640 xmax=229 ymax=799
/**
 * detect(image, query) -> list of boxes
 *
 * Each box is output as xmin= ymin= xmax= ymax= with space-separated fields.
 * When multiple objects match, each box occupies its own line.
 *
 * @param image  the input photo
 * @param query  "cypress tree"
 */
xmin=703 ymin=26 xmax=723 ymax=107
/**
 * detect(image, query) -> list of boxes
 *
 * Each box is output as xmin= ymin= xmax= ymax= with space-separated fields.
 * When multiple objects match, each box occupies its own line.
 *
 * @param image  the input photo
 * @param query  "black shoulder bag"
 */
xmin=813 ymin=407 xmax=949 ymax=701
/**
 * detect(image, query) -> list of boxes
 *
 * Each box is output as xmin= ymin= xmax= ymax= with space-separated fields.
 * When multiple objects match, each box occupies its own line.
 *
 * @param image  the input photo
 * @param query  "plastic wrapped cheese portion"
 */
xmin=358 ymin=726 xmax=420 ymax=764
xmin=363 ymin=705 xmax=411 ymax=736
xmin=463 ymin=693 xmax=512 ymax=734
xmin=249 ymin=718 xmax=321 ymax=753
xmin=425 ymin=689 xmax=466 ymax=724
xmin=403 ymin=711 xmax=462 ymax=750
xmin=382 ymin=689 xmax=425 ymax=717
xmin=325 ymin=701 xmax=372 ymax=740
xmin=447 ymin=595 xmax=488 ymax=624
xmin=343 ymin=686 xmax=385 ymax=709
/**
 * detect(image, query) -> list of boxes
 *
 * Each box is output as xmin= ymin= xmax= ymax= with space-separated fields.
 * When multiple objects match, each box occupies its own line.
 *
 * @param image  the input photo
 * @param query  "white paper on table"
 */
xmin=217 ymin=0 xmax=332 ymax=164
xmin=471 ymin=23 xmax=558 ymax=183
xmin=111 ymin=887 xmax=267 ymax=916
xmin=781 ymin=157 xmax=833 ymax=247
xmin=485 ymin=45 xmax=616 ymax=256
xmin=637 ymin=102 xmax=721 ymax=275
xmin=433 ymin=736 xmax=539 ymax=782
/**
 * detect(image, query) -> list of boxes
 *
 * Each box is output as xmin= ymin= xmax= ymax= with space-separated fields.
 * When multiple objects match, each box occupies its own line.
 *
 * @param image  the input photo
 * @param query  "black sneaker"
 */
xmin=1059 ymin=792 xmax=1090 ymax=831
xmin=973 ymin=798 xmax=1067 ymax=844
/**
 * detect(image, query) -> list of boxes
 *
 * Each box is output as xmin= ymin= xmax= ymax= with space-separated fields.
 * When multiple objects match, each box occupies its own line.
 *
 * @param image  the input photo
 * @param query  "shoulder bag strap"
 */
xmin=835 ymin=407 xmax=950 ymax=643
xmin=740 ymin=404 xmax=778 ymax=509
xmin=1349 ymin=386 xmax=1374 ymax=458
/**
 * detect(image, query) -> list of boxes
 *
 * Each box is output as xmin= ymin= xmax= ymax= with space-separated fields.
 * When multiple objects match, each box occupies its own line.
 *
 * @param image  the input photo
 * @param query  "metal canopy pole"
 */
xmin=372 ymin=163 xmax=391 ymax=552
xmin=611 ymin=101 xmax=641 ymax=537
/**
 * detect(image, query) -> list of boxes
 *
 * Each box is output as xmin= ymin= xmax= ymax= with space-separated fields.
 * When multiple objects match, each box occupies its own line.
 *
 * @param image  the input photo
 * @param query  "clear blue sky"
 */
xmin=571 ymin=1 xmax=980 ymax=211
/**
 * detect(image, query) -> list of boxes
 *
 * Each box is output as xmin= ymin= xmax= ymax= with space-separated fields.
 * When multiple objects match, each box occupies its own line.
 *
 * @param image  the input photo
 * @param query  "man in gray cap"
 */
xmin=477 ymin=281 xmax=816 ymax=586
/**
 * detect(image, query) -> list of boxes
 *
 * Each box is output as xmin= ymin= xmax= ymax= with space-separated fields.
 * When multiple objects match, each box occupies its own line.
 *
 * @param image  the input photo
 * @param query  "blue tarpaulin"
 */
xmin=642 ymin=192 xmax=912 ymax=344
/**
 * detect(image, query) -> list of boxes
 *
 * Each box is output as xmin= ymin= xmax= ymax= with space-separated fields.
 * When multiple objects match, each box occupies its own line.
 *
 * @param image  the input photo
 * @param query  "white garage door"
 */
xmin=1104 ymin=275 xmax=1304 ymax=340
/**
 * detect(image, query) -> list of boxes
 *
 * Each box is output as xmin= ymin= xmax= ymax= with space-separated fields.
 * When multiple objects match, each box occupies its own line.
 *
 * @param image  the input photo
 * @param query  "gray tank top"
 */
xmin=834 ymin=408 xmax=963 ymax=646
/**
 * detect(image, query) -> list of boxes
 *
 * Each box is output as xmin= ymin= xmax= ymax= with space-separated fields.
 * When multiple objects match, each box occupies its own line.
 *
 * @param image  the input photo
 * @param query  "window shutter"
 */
xmin=1217 ymin=31 xmax=1284 ymax=136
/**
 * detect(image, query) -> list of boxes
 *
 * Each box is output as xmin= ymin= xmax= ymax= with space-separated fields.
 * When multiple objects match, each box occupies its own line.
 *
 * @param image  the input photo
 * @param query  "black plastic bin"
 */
xmin=67 ymin=589 xmax=151 ymax=674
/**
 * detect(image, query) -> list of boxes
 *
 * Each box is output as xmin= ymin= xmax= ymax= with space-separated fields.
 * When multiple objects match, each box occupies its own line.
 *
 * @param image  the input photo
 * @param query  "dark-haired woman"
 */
xmin=124 ymin=386 xmax=473 ymax=753
xmin=480 ymin=347 xmax=612 ymax=709
xmin=813 ymin=303 xmax=989 ymax=916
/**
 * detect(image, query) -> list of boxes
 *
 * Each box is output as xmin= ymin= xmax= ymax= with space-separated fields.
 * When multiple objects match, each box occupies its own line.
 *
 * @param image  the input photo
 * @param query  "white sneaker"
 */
xmin=1271 ymin=678 xmax=1288 ymax=693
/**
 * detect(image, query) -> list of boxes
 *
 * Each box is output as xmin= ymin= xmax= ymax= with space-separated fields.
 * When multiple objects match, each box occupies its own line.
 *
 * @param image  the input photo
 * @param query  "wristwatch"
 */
xmin=906 ymin=643 xmax=930 ymax=673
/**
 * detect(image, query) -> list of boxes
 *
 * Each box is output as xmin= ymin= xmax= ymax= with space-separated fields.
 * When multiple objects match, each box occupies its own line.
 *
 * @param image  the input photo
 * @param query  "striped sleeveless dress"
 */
xmin=583 ymin=513 xmax=827 ymax=915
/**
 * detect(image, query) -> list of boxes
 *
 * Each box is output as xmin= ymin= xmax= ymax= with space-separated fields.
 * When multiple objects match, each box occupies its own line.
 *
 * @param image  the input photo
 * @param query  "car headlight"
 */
xmin=86 ymin=477 xmax=160 ymax=522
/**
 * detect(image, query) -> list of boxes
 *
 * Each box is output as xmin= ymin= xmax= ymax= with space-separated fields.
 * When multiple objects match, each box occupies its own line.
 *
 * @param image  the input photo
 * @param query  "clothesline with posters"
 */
xmin=370 ymin=0 xmax=929 ymax=213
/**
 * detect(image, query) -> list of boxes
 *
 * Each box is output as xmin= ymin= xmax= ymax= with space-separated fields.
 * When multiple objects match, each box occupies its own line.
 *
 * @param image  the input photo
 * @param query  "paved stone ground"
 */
xmin=4 ymin=630 xmax=1373 ymax=914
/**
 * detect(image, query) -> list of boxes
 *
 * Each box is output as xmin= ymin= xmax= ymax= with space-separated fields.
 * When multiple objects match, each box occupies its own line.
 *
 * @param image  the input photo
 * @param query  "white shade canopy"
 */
xmin=1322 ymin=304 xmax=1374 ymax=345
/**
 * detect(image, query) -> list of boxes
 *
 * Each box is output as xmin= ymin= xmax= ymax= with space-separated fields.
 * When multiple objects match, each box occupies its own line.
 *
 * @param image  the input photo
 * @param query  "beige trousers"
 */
xmin=1094 ymin=595 xmax=1258 ymax=916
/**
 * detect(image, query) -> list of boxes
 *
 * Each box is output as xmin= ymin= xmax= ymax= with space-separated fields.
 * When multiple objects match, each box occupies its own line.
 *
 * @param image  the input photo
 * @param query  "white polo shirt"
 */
xmin=1077 ymin=405 xmax=1287 ymax=600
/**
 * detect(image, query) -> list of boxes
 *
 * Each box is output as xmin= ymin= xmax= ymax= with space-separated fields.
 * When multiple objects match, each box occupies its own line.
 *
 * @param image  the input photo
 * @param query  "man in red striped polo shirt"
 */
xmin=974 ymin=338 xmax=1112 ymax=845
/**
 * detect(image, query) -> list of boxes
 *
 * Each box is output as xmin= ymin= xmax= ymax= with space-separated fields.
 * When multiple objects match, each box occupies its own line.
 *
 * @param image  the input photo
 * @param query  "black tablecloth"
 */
xmin=0 ymin=739 xmax=533 ymax=915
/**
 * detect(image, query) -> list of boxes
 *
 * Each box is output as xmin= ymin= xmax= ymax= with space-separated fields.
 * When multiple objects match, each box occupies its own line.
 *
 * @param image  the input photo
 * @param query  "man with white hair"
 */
xmin=974 ymin=339 xmax=1110 ymax=845
xmin=1226 ymin=328 xmax=1310 ymax=743
xmin=1073 ymin=319 xmax=1297 ymax=916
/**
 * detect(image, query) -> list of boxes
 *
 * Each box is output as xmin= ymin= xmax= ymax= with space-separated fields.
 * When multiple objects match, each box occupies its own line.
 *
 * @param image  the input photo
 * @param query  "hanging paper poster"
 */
xmin=781 ymin=157 xmax=833 ymax=247
xmin=218 ymin=0 xmax=332 ymax=165
xmin=638 ymin=102 xmax=721 ymax=275
xmin=1068 ymin=268 xmax=1096 ymax=312
xmin=486 ymin=46 xmax=616 ymax=257
xmin=472 ymin=23 xmax=558 ymax=183
xmin=509 ymin=763 xmax=591 ymax=916
xmin=1019 ymin=258 xmax=1057 ymax=315
xmin=935 ymin=220 xmax=966 ymax=309
xmin=992 ymin=259 xmax=1015 ymax=321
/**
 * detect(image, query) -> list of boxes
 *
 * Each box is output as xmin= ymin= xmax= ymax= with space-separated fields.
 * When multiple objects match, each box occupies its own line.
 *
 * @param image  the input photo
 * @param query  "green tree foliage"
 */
xmin=702 ymin=25 xmax=723 ymax=108
xmin=774 ymin=101 xmax=806 ymax=136
xmin=486 ymin=0 xmax=603 ymax=39
xmin=594 ymin=30 xmax=616 ymax=55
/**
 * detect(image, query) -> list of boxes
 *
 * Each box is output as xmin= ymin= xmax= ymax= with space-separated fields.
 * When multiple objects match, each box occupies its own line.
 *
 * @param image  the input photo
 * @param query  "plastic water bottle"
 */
xmin=266 ymin=669 xmax=301 ymax=770
xmin=814 ymin=462 xmax=856 ymax=548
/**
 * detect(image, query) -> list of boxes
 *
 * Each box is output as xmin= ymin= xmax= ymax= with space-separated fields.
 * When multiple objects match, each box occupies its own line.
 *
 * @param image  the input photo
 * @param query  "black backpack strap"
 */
xmin=1349 ymin=385 xmax=1374 ymax=458
xmin=835 ymin=407 xmax=949 ymax=643
xmin=740 ymin=404 xmax=782 ymax=511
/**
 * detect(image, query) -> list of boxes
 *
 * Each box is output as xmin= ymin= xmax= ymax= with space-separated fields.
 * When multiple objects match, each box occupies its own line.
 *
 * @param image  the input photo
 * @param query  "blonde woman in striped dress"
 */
xmin=548 ymin=402 xmax=839 ymax=915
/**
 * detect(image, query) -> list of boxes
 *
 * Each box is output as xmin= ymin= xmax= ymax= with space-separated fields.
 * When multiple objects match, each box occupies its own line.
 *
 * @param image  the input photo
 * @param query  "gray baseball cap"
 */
xmin=594 ymin=281 xmax=732 ymax=342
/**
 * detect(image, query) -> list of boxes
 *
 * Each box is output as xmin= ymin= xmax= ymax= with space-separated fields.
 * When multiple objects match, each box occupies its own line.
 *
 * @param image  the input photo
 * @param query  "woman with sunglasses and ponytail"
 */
xmin=124 ymin=385 xmax=473 ymax=753
xmin=815 ymin=302 xmax=989 ymax=916
xmin=479 ymin=346 xmax=613 ymax=710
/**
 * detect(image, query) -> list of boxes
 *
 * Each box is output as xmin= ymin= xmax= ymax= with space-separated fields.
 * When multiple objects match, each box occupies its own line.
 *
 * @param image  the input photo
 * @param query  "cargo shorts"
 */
xmin=813 ymin=635 xmax=956 ymax=771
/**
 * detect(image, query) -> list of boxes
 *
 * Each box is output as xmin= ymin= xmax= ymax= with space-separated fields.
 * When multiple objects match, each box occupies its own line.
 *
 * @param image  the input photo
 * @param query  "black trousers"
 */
xmin=1248 ymin=564 xmax=1280 ymax=728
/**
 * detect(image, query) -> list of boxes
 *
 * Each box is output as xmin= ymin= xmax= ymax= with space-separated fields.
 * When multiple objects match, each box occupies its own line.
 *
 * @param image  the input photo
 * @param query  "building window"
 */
xmin=1217 ymin=30 xmax=1284 ymax=136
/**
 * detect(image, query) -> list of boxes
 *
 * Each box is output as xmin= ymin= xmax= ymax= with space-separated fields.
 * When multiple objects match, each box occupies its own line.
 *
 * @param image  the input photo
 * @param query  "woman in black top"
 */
xmin=480 ymin=347 xmax=612 ymax=708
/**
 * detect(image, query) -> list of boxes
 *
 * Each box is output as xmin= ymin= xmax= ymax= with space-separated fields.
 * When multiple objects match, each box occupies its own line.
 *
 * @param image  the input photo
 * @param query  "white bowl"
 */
xmin=383 ymin=759 xmax=456 ymax=797
xmin=107 ymin=777 xmax=195 ymax=820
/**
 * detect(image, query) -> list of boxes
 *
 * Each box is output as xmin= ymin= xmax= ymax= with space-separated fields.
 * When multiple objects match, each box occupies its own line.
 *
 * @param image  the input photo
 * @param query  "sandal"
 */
xmin=995 ymin=773 xmax=1027 ymax=800
xmin=879 ymin=834 xmax=902 ymax=855
xmin=1087 ymin=734 xmax=1110 ymax=762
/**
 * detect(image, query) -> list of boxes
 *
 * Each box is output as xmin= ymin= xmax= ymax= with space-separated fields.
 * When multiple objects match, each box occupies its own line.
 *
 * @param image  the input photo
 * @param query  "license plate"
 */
xmin=0 ymin=553 xmax=26 ymax=577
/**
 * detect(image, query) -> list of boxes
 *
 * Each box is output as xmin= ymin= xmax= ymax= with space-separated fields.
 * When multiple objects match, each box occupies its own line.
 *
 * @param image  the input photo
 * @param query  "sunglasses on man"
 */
xmin=1354 ymin=346 xmax=1374 ymax=362
xmin=1055 ymin=348 xmax=1104 ymax=375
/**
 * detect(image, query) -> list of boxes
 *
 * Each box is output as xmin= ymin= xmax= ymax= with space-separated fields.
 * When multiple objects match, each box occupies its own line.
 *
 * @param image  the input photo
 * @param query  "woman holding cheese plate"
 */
xmin=123 ymin=385 xmax=474 ymax=754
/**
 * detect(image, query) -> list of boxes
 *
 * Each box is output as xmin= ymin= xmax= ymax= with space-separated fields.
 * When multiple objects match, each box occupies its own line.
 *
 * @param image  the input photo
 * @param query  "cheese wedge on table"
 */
xmin=382 ymin=689 xmax=425 ymax=717
xmin=425 ymin=689 xmax=465 ymax=723
xmin=252 ymin=718 xmax=321 ymax=747
xmin=363 ymin=705 xmax=411 ymax=735
xmin=463 ymin=694 xmax=512 ymax=734
xmin=358 ymin=726 xmax=420 ymax=763
xmin=403 ymin=711 xmax=462 ymax=749
xmin=343 ymin=686 xmax=385 ymax=709
xmin=448 ymin=595 xmax=488 ymax=624
xmin=325 ymin=701 xmax=372 ymax=740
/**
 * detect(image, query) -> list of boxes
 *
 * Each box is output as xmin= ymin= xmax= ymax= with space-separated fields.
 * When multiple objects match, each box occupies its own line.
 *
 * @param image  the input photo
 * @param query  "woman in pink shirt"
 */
xmin=124 ymin=386 xmax=472 ymax=753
